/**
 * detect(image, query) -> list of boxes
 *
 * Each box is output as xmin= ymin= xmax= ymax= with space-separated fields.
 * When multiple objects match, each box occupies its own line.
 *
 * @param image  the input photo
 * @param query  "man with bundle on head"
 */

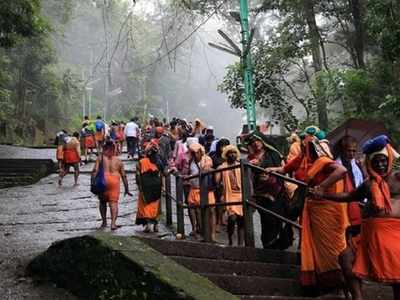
xmin=92 ymin=140 xmax=131 ymax=231
xmin=136 ymin=139 xmax=164 ymax=233
xmin=215 ymin=145 xmax=244 ymax=246
xmin=312 ymin=135 xmax=400 ymax=300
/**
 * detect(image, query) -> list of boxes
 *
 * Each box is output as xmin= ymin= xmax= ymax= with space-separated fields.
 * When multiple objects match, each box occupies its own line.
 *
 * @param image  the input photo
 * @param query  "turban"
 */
xmin=222 ymin=145 xmax=240 ymax=160
xmin=363 ymin=135 xmax=399 ymax=213
xmin=156 ymin=127 xmax=164 ymax=134
xmin=188 ymin=143 xmax=205 ymax=155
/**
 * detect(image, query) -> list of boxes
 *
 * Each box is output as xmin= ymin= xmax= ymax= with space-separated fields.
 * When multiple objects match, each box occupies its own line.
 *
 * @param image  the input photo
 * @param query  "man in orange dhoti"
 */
xmin=186 ymin=143 xmax=216 ymax=241
xmin=216 ymin=145 xmax=243 ymax=246
xmin=92 ymin=140 xmax=131 ymax=230
xmin=136 ymin=140 xmax=164 ymax=233
xmin=59 ymin=132 xmax=81 ymax=186
xmin=313 ymin=135 xmax=400 ymax=300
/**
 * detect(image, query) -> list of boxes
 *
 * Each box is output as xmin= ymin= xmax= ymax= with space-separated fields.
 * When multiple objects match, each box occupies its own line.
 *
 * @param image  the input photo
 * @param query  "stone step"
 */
xmin=0 ymin=159 xmax=55 ymax=188
xmin=239 ymin=296 xmax=343 ymax=300
xmin=0 ymin=172 xmax=38 ymax=176
xmin=170 ymin=256 xmax=299 ymax=279
xmin=201 ymin=273 xmax=303 ymax=297
xmin=140 ymin=237 xmax=299 ymax=265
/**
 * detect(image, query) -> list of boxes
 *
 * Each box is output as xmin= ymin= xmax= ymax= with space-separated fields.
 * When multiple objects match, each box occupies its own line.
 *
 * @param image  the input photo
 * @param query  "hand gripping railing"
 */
xmin=160 ymin=159 xmax=306 ymax=247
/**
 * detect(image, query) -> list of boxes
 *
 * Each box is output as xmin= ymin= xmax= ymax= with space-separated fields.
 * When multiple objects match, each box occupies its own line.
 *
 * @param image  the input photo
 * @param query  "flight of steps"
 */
xmin=140 ymin=237 xmax=311 ymax=299
xmin=140 ymin=237 xmax=392 ymax=300
xmin=0 ymin=159 xmax=55 ymax=188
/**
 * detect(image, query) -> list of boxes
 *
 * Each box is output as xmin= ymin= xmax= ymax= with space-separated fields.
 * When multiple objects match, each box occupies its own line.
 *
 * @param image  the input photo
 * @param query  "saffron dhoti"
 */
xmin=353 ymin=218 xmax=400 ymax=283
xmin=103 ymin=172 xmax=120 ymax=202
xmin=63 ymin=148 xmax=80 ymax=164
xmin=188 ymin=187 xmax=215 ymax=206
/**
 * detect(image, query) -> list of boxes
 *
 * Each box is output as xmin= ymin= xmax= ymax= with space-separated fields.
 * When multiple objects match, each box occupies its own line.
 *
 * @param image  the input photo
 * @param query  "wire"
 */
xmin=128 ymin=0 xmax=228 ymax=74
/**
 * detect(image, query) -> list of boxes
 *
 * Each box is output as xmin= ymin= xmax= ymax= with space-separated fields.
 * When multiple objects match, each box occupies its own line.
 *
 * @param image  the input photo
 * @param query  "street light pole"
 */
xmin=239 ymin=0 xmax=256 ymax=131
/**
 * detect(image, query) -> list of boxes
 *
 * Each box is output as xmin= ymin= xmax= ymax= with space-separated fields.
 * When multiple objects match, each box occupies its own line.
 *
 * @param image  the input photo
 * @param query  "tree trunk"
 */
xmin=302 ymin=0 xmax=329 ymax=130
xmin=349 ymin=0 xmax=365 ymax=68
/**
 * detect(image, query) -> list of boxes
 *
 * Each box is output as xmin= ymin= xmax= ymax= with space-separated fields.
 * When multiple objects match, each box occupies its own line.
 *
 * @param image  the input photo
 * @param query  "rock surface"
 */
xmin=28 ymin=233 xmax=238 ymax=300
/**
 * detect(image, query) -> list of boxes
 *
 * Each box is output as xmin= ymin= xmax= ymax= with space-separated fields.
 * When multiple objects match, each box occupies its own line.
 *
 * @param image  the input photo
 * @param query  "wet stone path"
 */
xmin=0 ymin=146 xmax=172 ymax=299
xmin=0 ymin=145 xmax=288 ymax=299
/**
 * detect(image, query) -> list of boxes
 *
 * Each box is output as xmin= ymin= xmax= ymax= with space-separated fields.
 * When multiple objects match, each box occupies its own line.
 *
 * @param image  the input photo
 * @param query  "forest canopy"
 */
xmin=1 ymin=0 xmax=400 ymax=144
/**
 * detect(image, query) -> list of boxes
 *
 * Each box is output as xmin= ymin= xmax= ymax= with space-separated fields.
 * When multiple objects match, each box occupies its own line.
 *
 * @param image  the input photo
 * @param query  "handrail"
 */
xmin=160 ymin=159 xmax=304 ymax=246
xmin=182 ymin=163 xmax=241 ymax=180
xmin=246 ymin=200 xmax=302 ymax=229
xmin=245 ymin=163 xmax=308 ymax=187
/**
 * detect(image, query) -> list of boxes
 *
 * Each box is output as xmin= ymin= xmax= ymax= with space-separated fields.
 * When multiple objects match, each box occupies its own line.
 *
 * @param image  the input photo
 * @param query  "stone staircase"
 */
xmin=140 ymin=237 xmax=392 ymax=300
xmin=0 ymin=159 xmax=55 ymax=188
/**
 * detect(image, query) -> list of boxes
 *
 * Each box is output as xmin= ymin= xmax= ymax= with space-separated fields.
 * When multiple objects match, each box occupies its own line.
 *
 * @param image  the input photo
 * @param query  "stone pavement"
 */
xmin=0 ymin=145 xmax=297 ymax=299
xmin=0 ymin=146 xmax=172 ymax=299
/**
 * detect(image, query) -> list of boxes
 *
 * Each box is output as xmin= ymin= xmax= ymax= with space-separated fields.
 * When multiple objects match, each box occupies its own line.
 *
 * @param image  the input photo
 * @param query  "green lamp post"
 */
xmin=239 ymin=0 xmax=256 ymax=131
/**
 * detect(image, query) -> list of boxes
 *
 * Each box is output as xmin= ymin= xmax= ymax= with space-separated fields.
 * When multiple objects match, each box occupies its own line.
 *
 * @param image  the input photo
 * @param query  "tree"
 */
xmin=0 ymin=0 xmax=46 ymax=48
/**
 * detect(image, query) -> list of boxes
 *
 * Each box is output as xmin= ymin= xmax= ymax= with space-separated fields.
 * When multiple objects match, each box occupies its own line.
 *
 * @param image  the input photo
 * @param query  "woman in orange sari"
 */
xmin=136 ymin=140 xmax=165 ymax=233
xmin=298 ymin=136 xmax=349 ymax=294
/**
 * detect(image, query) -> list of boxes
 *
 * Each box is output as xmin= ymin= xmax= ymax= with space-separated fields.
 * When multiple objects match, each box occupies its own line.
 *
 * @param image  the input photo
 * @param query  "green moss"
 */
xmin=28 ymin=233 xmax=238 ymax=300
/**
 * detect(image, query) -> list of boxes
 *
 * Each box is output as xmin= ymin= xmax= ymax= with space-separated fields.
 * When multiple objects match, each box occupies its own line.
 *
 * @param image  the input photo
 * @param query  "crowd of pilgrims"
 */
xmin=54 ymin=115 xmax=400 ymax=299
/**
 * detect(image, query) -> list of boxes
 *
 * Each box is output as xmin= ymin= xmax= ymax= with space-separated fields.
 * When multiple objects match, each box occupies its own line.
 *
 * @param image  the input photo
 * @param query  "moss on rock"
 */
xmin=27 ymin=233 xmax=238 ymax=300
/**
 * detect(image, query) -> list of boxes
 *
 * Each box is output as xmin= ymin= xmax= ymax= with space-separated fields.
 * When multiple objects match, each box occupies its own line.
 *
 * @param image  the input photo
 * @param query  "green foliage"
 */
xmin=0 ymin=0 xmax=47 ymax=48
xmin=366 ymin=0 xmax=400 ymax=62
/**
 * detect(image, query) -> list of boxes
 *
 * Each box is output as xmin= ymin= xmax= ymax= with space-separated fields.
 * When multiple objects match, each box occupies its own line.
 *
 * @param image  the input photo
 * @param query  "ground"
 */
xmin=0 ymin=145 xmax=173 ymax=299
xmin=0 ymin=145 xmax=288 ymax=299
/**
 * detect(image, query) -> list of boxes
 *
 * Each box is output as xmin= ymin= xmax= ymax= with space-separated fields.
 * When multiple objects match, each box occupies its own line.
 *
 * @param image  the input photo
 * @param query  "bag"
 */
xmin=91 ymin=157 xmax=107 ymax=195
xmin=140 ymin=171 xmax=162 ymax=203
xmin=95 ymin=120 xmax=104 ymax=132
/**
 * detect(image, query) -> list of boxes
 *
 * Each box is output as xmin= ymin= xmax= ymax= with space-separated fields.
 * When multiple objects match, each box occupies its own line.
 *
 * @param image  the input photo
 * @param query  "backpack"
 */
xmin=95 ymin=120 xmax=104 ymax=132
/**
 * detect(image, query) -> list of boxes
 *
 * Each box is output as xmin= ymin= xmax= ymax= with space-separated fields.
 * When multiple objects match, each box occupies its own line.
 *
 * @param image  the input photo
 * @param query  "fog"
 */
xmin=52 ymin=0 xmax=245 ymax=140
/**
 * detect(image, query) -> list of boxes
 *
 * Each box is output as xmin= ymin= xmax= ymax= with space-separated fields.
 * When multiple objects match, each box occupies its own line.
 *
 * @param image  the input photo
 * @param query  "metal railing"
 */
xmin=160 ymin=159 xmax=306 ymax=247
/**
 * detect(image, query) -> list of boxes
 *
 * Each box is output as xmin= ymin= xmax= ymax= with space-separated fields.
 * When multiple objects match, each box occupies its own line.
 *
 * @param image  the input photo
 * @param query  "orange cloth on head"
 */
xmin=366 ymin=144 xmax=394 ymax=213
xmin=139 ymin=157 xmax=158 ymax=173
xmin=56 ymin=145 xmax=64 ymax=160
xmin=301 ymin=156 xmax=349 ymax=287
xmin=353 ymin=218 xmax=400 ymax=283
xmin=103 ymin=172 xmax=120 ymax=202
xmin=188 ymin=187 xmax=215 ymax=206
xmin=95 ymin=131 xmax=104 ymax=142
xmin=63 ymin=148 xmax=80 ymax=164
xmin=136 ymin=193 xmax=160 ymax=221
xmin=220 ymin=162 xmax=243 ymax=216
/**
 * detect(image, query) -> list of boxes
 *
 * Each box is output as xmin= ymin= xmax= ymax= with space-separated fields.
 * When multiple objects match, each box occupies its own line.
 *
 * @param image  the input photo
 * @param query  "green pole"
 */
xmin=239 ymin=0 xmax=256 ymax=131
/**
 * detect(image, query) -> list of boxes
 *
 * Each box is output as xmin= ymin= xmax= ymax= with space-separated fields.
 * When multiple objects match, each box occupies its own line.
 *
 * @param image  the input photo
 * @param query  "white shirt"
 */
xmin=124 ymin=121 xmax=139 ymax=137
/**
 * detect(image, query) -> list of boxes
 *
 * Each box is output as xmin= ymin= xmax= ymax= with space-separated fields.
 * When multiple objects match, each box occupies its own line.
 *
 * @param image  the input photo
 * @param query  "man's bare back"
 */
xmin=102 ymin=156 xmax=124 ymax=175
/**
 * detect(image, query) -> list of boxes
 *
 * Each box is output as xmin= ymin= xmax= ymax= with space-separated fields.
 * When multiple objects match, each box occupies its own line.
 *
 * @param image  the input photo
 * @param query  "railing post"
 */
xmin=165 ymin=173 xmax=172 ymax=226
xmin=240 ymin=159 xmax=255 ymax=247
xmin=200 ymin=173 xmax=211 ymax=242
xmin=176 ymin=176 xmax=185 ymax=236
